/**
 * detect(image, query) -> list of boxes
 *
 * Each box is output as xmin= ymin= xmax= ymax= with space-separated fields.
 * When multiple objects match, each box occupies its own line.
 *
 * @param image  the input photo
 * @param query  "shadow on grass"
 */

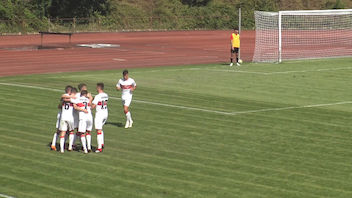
xmin=106 ymin=122 xmax=124 ymax=127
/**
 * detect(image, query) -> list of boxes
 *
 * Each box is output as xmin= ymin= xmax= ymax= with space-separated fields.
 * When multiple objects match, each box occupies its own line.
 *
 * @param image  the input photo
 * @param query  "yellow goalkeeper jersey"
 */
xmin=231 ymin=33 xmax=240 ymax=48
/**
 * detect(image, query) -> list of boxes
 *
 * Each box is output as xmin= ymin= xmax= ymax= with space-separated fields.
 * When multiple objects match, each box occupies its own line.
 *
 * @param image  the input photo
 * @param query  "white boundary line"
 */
xmin=205 ymin=66 xmax=352 ymax=75
xmin=0 ymin=82 xmax=351 ymax=116
xmin=0 ymin=193 xmax=16 ymax=198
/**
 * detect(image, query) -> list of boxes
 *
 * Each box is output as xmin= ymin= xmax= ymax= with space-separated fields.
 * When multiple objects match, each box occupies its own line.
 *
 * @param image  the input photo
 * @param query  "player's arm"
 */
xmin=91 ymin=96 xmax=97 ymax=109
xmin=73 ymin=104 xmax=88 ymax=113
xmin=61 ymin=94 xmax=75 ymax=102
xmin=130 ymin=84 xmax=136 ymax=91
xmin=116 ymin=81 xmax=121 ymax=91
xmin=87 ymin=92 xmax=93 ymax=103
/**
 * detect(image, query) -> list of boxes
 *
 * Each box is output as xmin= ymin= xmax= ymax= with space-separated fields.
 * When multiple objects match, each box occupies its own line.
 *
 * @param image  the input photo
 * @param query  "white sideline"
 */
xmin=0 ymin=193 xmax=16 ymax=198
xmin=0 ymin=82 xmax=351 ymax=116
xmin=205 ymin=66 xmax=352 ymax=75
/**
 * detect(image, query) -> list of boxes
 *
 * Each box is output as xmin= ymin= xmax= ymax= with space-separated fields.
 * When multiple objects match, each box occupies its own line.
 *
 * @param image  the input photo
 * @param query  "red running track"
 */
xmin=0 ymin=30 xmax=255 ymax=76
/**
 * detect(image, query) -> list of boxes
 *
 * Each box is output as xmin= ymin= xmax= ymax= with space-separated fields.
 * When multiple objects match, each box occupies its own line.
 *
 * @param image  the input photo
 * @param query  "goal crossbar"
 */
xmin=253 ymin=9 xmax=352 ymax=63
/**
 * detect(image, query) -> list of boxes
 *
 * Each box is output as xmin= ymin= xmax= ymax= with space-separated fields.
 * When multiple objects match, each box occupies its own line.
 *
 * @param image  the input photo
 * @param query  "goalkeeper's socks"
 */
xmin=230 ymin=58 xmax=233 ymax=63
xmin=236 ymin=58 xmax=239 ymax=63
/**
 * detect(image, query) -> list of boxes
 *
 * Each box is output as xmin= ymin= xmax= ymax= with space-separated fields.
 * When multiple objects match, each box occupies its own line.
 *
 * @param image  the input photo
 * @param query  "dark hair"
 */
xmin=81 ymin=90 xmax=88 ymax=96
xmin=78 ymin=83 xmax=87 ymax=91
xmin=97 ymin=82 xmax=104 ymax=90
xmin=122 ymin=69 xmax=128 ymax=76
xmin=65 ymin=85 xmax=73 ymax=94
xmin=72 ymin=87 xmax=78 ymax=93
xmin=234 ymin=27 xmax=238 ymax=30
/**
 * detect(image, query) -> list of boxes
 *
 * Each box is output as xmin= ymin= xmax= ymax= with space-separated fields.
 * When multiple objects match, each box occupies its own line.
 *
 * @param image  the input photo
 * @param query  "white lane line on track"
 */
xmin=0 ymin=193 xmax=16 ymax=198
xmin=0 ymin=82 xmax=351 ymax=116
xmin=112 ymin=58 xmax=126 ymax=61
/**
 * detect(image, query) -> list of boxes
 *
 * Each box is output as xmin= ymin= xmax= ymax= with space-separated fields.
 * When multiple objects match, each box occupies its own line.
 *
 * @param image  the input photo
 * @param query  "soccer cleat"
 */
xmin=125 ymin=120 xmax=130 ymax=128
xmin=51 ymin=145 xmax=57 ymax=151
xmin=229 ymin=63 xmax=233 ymax=67
xmin=84 ymin=150 xmax=88 ymax=154
xmin=95 ymin=149 xmax=103 ymax=153
xmin=88 ymin=149 xmax=92 ymax=153
xmin=129 ymin=120 xmax=133 ymax=128
xmin=237 ymin=63 xmax=240 ymax=66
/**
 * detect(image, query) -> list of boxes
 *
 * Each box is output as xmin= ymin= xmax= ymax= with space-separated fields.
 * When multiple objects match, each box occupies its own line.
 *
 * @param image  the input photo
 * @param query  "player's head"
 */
xmin=122 ymin=69 xmax=129 ymax=80
xmin=71 ymin=87 xmax=78 ymax=94
xmin=233 ymin=27 xmax=239 ymax=34
xmin=96 ymin=82 xmax=104 ymax=91
xmin=65 ymin=85 xmax=73 ymax=94
xmin=78 ymin=83 xmax=87 ymax=91
xmin=81 ymin=90 xmax=88 ymax=97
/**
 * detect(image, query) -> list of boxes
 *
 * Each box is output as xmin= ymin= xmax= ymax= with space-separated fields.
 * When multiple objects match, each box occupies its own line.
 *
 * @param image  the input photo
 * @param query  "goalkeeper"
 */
xmin=230 ymin=28 xmax=240 ymax=66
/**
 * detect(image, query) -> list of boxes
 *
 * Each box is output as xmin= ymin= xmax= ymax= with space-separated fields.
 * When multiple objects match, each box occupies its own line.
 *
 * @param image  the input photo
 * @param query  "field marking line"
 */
xmin=204 ymin=66 xmax=352 ymax=75
xmin=1 ymin=82 xmax=351 ymax=116
xmin=231 ymin=101 xmax=352 ymax=115
xmin=0 ymin=82 xmax=232 ymax=115
xmin=0 ymin=194 xmax=16 ymax=198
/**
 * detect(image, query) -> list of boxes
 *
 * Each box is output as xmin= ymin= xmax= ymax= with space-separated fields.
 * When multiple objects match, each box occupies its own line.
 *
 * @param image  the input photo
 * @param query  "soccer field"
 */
xmin=1 ymin=58 xmax=352 ymax=198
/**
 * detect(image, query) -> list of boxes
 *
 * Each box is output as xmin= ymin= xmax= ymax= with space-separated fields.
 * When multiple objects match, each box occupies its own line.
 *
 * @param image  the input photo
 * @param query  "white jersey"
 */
xmin=92 ymin=92 xmax=109 ymax=113
xmin=117 ymin=78 xmax=136 ymax=99
xmin=61 ymin=94 xmax=75 ymax=121
xmin=75 ymin=96 xmax=92 ymax=119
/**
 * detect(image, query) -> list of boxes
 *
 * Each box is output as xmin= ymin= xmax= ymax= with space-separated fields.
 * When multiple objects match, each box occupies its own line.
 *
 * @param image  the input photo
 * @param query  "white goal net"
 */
xmin=253 ymin=9 xmax=352 ymax=62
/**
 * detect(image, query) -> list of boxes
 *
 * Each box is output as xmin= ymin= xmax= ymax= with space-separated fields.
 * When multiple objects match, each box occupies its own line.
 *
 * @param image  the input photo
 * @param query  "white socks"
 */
xmin=68 ymin=132 xmax=75 ymax=150
xmin=60 ymin=135 xmax=65 ymax=153
xmin=97 ymin=131 xmax=103 ymax=150
xmin=101 ymin=131 xmax=104 ymax=146
xmin=51 ymin=132 xmax=58 ymax=147
xmin=86 ymin=133 xmax=92 ymax=150
xmin=126 ymin=111 xmax=132 ymax=122
xmin=80 ymin=134 xmax=88 ymax=153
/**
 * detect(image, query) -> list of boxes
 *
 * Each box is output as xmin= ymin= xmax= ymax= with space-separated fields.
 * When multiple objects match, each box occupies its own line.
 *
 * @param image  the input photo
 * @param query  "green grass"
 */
xmin=1 ymin=57 xmax=352 ymax=198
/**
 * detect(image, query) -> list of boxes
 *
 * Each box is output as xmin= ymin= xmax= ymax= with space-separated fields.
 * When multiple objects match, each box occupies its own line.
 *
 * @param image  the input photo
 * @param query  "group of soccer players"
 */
xmin=51 ymin=69 xmax=136 ymax=154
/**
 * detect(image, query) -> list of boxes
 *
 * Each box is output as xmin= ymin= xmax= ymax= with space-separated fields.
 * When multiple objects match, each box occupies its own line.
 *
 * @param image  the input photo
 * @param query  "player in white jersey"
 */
xmin=116 ymin=70 xmax=136 ymax=128
xmin=73 ymin=90 xmax=92 ymax=154
xmin=68 ymin=87 xmax=79 ymax=151
xmin=58 ymin=90 xmax=77 ymax=153
xmin=71 ymin=84 xmax=93 ymax=150
xmin=92 ymin=83 xmax=108 ymax=153
xmin=51 ymin=85 xmax=73 ymax=151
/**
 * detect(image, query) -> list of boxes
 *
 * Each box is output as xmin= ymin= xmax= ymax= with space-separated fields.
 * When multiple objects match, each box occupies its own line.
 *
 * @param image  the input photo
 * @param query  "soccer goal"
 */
xmin=253 ymin=9 xmax=352 ymax=63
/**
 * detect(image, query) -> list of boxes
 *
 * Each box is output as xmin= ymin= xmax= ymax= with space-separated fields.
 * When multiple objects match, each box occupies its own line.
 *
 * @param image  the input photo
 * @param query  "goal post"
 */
xmin=253 ymin=9 xmax=352 ymax=63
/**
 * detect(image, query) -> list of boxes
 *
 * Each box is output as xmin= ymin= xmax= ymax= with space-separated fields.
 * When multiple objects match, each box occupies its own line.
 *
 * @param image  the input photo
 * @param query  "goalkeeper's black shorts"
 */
xmin=231 ymin=48 xmax=239 ymax=53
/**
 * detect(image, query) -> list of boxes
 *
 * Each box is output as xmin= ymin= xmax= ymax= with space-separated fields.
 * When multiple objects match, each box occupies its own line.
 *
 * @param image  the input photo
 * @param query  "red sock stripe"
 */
xmin=97 ymin=132 xmax=102 ymax=135
xmin=81 ymin=134 xmax=85 ymax=137
xmin=70 ymin=132 xmax=74 ymax=135
xmin=60 ymin=136 xmax=65 ymax=138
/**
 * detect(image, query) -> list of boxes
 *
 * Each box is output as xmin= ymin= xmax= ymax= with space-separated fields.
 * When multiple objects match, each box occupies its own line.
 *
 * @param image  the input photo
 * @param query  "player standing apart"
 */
xmin=92 ymin=83 xmax=109 ymax=153
xmin=230 ymin=28 xmax=240 ymax=67
xmin=116 ymin=70 xmax=136 ymax=128
xmin=73 ymin=90 xmax=92 ymax=154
